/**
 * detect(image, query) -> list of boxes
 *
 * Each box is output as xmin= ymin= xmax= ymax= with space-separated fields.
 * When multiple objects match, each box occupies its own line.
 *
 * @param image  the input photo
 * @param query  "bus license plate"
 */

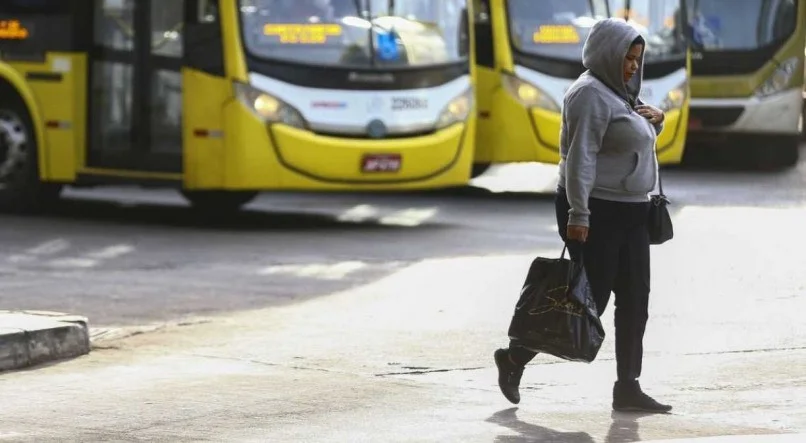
xmin=361 ymin=154 xmax=401 ymax=173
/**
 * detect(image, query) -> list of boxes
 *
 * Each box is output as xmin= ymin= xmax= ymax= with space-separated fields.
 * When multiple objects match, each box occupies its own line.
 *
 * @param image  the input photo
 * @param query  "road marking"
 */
xmin=379 ymin=208 xmax=438 ymax=227
xmin=471 ymin=162 xmax=559 ymax=193
xmin=337 ymin=204 xmax=380 ymax=223
xmin=48 ymin=258 xmax=97 ymax=269
xmin=6 ymin=255 xmax=36 ymax=264
xmin=26 ymin=239 xmax=71 ymax=255
xmin=47 ymin=244 xmax=135 ymax=269
xmin=258 ymin=261 xmax=368 ymax=280
xmin=7 ymin=239 xmax=71 ymax=263
xmin=85 ymin=244 xmax=135 ymax=260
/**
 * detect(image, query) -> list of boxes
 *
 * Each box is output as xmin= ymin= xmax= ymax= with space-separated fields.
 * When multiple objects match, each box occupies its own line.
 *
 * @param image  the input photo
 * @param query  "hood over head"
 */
xmin=582 ymin=18 xmax=645 ymax=103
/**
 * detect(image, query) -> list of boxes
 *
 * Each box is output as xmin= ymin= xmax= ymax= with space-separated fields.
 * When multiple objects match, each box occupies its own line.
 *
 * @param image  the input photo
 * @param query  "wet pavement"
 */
xmin=0 ymin=151 xmax=805 ymax=441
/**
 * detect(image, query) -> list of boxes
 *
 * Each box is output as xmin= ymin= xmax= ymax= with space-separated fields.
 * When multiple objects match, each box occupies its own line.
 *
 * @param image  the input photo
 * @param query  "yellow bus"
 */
xmin=471 ymin=0 xmax=690 ymax=177
xmin=686 ymin=0 xmax=806 ymax=168
xmin=0 ymin=0 xmax=477 ymax=213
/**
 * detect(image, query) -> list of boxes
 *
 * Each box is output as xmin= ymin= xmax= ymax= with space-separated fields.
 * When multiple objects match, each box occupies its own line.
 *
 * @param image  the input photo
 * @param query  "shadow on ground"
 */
xmin=487 ymin=407 xmax=656 ymax=443
xmin=278 ymin=184 xmax=558 ymax=202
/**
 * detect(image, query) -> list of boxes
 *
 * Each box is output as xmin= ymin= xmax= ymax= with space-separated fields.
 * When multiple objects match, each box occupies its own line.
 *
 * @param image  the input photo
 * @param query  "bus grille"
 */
xmin=690 ymin=107 xmax=745 ymax=128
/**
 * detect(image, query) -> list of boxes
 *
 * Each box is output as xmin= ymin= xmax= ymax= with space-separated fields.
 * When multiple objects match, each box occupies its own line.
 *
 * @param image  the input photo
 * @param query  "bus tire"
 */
xmin=751 ymin=136 xmax=800 ymax=170
xmin=771 ymin=138 xmax=800 ymax=169
xmin=471 ymin=163 xmax=491 ymax=179
xmin=181 ymin=190 xmax=258 ymax=213
xmin=0 ymin=89 xmax=62 ymax=213
xmin=800 ymin=99 xmax=806 ymax=141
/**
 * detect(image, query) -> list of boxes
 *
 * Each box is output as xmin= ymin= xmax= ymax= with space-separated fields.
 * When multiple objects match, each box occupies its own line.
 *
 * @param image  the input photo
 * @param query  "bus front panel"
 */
xmin=0 ymin=1 xmax=86 ymax=184
xmin=687 ymin=0 xmax=805 ymax=161
xmin=213 ymin=0 xmax=476 ymax=191
xmin=481 ymin=0 xmax=689 ymax=165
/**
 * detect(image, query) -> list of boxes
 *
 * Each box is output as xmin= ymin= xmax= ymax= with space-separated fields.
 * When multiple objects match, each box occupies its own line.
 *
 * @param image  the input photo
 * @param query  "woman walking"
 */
xmin=494 ymin=18 xmax=672 ymax=413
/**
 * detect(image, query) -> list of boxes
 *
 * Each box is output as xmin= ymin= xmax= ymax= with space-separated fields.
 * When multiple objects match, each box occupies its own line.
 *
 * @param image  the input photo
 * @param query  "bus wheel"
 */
xmin=471 ymin=163 xmax=491 ymax=179
xmin=181 ymin=190 xmax=258 ymax=213
xmin=752 ymin=136 xmax=800 ymax=170
xmin=0 ymin=96 xmax=62 ymax=213
xmin=800 ymin=100 xmax=806 ymax=140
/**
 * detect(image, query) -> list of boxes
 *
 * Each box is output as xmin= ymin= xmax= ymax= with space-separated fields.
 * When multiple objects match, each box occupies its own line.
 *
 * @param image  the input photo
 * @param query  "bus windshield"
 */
xmin=239 ymin=0 xmax=469 ymax=68
xmin=506 ymin=0 xmax=687 ymax=63
xmin=686 ymin=0 xmax=797 ymax=51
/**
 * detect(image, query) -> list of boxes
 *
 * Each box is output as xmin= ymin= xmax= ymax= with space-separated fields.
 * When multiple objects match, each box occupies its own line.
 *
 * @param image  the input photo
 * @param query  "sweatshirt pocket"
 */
xmin=621 ymin=151 xmax=655 ymax=193
xmin=594 ymin=153 xmax=635 ymax=191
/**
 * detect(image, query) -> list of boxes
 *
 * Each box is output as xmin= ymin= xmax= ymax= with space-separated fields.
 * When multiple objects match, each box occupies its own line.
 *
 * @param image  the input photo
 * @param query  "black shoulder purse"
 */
xmin=648 ymin=169 xmax=673 ymax=245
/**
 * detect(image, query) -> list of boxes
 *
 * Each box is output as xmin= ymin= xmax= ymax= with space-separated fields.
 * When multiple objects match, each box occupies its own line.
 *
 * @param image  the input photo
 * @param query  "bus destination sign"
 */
xmin=0 ymin=19 xmax=30 ymax=40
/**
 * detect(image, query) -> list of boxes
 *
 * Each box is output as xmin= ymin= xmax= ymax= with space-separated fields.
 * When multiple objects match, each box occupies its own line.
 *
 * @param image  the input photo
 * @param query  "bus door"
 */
xmin=86 ymin=0 xmax=184 ymax=174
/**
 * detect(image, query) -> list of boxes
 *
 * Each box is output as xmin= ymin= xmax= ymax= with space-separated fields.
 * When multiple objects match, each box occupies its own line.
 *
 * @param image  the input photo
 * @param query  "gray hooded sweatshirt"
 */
xmin=558 ymin=18 xmax=663 ymax=228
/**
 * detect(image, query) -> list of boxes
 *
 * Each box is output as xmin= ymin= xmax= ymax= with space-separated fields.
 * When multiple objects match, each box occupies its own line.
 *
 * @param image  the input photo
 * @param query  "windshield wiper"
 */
xmin=682 ymin=0 xmax=703 ymax=50
xmin=591 ymin=0 xmax=610 ymax=18
xmin=367 ymin=0 xmax=376 ymax=66
xmin=351 ymin=0 xmax=376 ymax=66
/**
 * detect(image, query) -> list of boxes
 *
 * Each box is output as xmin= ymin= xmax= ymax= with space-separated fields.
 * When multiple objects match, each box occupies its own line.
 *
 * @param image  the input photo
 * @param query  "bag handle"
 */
xmin=654 ymin=148 xmax=665 ymax=197
xmin=561 ymin=243 xmax=585 ymax=287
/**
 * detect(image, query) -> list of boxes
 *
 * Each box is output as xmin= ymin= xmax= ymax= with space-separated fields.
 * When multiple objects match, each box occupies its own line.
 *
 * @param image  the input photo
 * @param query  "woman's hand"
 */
xmin=636 ymin=104 xmax=665 ymax=125
xmin=567 ymin=225 xmax=589 ymax=242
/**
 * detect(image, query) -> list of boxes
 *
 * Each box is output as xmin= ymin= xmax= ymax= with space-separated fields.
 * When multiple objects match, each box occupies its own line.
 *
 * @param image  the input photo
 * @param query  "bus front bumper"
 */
xmin=688 ymin=88 xmax=802 ymax=137
xmin=524 ymin=106 xmax=687 ymax=165
xmin=269 ymin=123 xmax=471 ymax=189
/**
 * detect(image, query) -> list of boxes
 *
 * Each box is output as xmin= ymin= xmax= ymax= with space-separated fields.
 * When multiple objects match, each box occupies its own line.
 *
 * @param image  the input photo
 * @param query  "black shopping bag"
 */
xmin=507 ymin=246 xmax=605 ymax=363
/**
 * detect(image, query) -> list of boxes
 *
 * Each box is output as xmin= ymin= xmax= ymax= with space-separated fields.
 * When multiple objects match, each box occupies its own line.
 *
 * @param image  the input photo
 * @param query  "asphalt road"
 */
xmin=1 ymin=146 xmax=806 ymax=441
xmin=1 ymin=146 xmax=804 ymax=328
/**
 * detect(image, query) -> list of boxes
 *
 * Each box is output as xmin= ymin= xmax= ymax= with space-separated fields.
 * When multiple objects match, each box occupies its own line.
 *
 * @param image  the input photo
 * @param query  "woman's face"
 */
xmin=623 ymin=44 xmax=643 ymax=83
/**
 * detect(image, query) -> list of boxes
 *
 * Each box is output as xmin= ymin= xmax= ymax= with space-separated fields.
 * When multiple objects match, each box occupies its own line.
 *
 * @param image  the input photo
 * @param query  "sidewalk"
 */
xmin=0 ymin=205 xmax=804 ymax=441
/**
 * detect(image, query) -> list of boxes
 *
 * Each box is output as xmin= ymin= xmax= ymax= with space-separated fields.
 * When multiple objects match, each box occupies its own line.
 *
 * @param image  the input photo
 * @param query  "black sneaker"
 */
xmin=494 ymin=348 xmax=524 ymax=404
xmin=612 ymin=380 xmax=672 ymax=413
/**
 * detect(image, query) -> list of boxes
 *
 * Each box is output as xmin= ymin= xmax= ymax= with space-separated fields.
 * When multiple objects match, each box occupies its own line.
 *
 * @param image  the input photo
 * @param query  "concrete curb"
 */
xmin=0 ymin=310 xmax=90 ymax=372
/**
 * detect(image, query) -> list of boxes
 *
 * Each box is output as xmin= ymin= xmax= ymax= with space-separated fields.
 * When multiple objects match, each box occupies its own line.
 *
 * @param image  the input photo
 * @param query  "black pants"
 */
xmin=510 ymin=189 xmax=651 ymax=382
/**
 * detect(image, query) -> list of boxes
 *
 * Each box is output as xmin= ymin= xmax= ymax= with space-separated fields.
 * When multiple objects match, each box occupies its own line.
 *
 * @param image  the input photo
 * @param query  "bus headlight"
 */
xmin=659 ymin=81 xmax=688 ymax=112
xmin=234 ymin=82 xmax=307 ymax=129
xmin=436 ymin=87 xmax=473 ymax=129
xmin=756 ymin=57 xmax=800 ymax=98
xmin=501 ymin=73 xmax=560 ymax=112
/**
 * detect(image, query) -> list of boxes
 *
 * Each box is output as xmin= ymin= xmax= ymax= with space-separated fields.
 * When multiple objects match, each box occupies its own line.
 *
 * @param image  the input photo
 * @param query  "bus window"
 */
xmin=197 ymin=0 xmax=218 ymax=23
xmin=0 ymin=0 xmax=71 ymax=14
xmin=94 ymin=0 xmax=134 ymax=52
xmin=687 ymin=0 xmax=798 ymax=50
xmin=151 ymin=1 xmax=183 ymax=58
xmin=763 ymin=0 xmax=796 ymax=42
xmin=505 ymin=0 xmax=608 ymax=61
xmin=609 ymin=0 xmax=688 ymax=62
xmin=150 ymin=1 xmax=183 ymax=153
xmin=238 ymin=0 xmax=469 ymax=67
xmin=92 ymin=0 xmax=136 ymax=153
